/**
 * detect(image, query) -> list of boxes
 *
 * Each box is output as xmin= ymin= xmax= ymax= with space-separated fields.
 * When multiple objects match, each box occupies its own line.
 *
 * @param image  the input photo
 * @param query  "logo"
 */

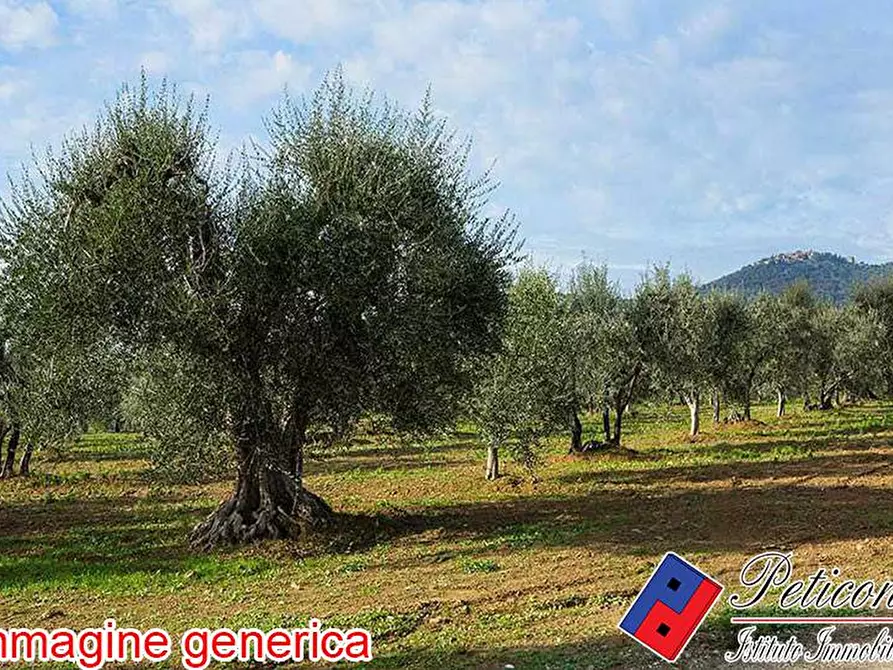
xmin=619 ymin=552 xmax=723 ymax=663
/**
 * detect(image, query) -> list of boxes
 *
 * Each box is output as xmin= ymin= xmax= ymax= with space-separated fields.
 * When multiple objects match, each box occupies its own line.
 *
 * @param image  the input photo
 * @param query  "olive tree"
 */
xmin=808 ymin=303 xmax=884 ymax=408
xmin=471 ymin=268 xmax=573 ymax=479
xmin=736 ymin=293 xmax=782 ymax=418
xmin=1 ymin=74 xmax=517 ymax=546
xmin=121 ymin=345 xmax=232 ymax=482
xmin=633 ymin=268 xmax=708 ymax=437
xmin=701 ymin=291 xmax=749 ymax=422
xmin=0 ymin=288 xmax=125 ymax=478
xmin=763 ymin=282 xmax=816 ymax=414
xmin=567 ymin=264 xmax=643 ymax=446
xmin=854 ymin=277 xmax=893 ymax=393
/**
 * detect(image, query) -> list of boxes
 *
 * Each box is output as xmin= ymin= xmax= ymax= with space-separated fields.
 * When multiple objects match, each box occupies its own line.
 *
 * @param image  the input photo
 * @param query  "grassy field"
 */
xmin=3 ymin=402 xmax=893 ymax=668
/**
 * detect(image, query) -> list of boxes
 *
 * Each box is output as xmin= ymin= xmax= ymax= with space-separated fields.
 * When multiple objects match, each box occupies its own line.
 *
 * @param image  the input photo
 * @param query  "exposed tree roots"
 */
xmin=190 ymin=484 xmax=335 ymax=550
xmin=569 ymin=439 xmax=616 ymax=454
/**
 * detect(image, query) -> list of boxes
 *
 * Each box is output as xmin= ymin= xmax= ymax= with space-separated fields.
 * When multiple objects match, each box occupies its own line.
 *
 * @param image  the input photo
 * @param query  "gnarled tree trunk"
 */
xmin=190 ymin=413 xmax=334 ymax=549
xmin=486 ymin=444 xmax=499 ymax=480
xmin=711 ymin=388 xmax=720 ymax=424
xmin=819 ymin=383 xmax=836 ymax=410
xmin=776 ymin=387 xmax=786 ymax=417
xmin=602 ymin=406 xmax=611 ymax=443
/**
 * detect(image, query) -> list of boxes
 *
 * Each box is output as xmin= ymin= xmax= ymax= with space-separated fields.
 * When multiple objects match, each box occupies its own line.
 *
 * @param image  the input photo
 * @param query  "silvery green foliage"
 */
xmin=761 ymin=282 xmax=819 ymax=399
xmin=121 ymin=346 xmax=232 ymax=482
xmin=471 ymin=268 xmax=574 ymax=472
xmin=631 ymin=268 xmax=710 ymax=403
xmin=0 ymin=71 xmax=517 ymax=541
xmin=854 ymin=277 xmax=893 ymax=393
xmin=700 ymin=290 xmax=770 ymax=415
xmin=701 ymin=291 xmax=749 ymax=391
xmin=0 ymin=290 xmax=128 ymax=459
xmin=807 ymin=302 xmax=885 ymax=405
xmin=566 ymin=264 xmax=643 ymax=444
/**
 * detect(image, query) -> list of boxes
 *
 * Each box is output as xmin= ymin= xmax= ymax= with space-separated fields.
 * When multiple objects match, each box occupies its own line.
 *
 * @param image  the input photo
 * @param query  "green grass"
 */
xmin=3 ymin=401 xmax=893 ymax=668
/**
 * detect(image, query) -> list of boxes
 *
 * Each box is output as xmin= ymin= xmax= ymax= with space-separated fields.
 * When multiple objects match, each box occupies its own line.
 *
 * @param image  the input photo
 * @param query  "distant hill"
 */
xmin=702 ymin=251 xmax=893 ymax=303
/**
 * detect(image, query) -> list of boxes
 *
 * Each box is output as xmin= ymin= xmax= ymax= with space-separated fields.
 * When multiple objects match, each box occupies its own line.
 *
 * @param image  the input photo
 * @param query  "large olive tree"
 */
xmin=1 ymin=74 xmax=517 ymax=547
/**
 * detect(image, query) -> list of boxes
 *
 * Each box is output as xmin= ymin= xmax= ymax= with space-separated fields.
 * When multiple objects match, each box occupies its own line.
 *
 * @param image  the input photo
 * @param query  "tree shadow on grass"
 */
xmin=0 ymin=494 xmax=241 ymax=591
xmin=325 ymin=449 xmax=893 ymax=564
xmin=49 ymin=448 xmax=148 ymax=463
xmin=6 ymin=437 xmax=893 ymax=592
xmin=336 ymin=439 xmax=478 ymax=460
xmin=562 ymin=437 xmax=893 ymax=486
xmin=308 ymin=440 xmax=481 ymax=476
xmin=307 ymin=456 xmax=473 ymax=476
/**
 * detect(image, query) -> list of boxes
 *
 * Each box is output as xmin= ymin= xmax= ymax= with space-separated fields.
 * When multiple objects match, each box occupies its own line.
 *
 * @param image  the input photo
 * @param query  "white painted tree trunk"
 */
xmin=688 ymin=392 xmax=700 ymax=437
xmin=486 ymin=445 xmax=499 ymax=480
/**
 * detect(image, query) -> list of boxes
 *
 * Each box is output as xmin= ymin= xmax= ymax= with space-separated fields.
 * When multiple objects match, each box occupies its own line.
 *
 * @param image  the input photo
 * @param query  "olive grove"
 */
xmin=0 ymin=74 xmax=518 ymax=546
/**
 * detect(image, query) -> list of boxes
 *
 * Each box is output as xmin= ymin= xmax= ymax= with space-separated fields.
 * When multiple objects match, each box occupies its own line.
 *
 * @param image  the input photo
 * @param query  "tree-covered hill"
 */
xmin=702 ymin=250 xmax=893 ymax=302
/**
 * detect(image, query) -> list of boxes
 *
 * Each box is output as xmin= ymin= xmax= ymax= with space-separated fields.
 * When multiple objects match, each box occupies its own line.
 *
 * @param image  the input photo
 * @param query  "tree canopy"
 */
xmin=0 ymin=73 xmax=519 ymax=546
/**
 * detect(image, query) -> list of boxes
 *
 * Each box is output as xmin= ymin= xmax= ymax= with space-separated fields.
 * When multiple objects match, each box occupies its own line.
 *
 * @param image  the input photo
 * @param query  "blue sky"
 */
xmin=2 ymin=1 xmax=893 ymax=287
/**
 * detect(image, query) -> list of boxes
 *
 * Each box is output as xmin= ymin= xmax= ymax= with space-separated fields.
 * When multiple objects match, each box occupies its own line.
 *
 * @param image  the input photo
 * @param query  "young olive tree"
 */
xmin=763 ymin=282 xmax=816 ymax=414
xmin=0 ymin=287 xmax=125 ymax=478
xmin=567 ymin=264 xmax=643 ymax=446
xmin=854 ymin=277 xmax=893 ymax=394
xmin=737 ymin=293 xmax=782 ymax=418
xmin=701 ymin=291 xmax=749 ymax=423
xmin=471 ymin=268 xmax=573 ymax=479
xmin=1 ymin=74 xmax=517 ymax=546
xmin=633 ymin=268 xmax=709 ymax=437
xmin=808 ymin=303 xmax=884 ymax=408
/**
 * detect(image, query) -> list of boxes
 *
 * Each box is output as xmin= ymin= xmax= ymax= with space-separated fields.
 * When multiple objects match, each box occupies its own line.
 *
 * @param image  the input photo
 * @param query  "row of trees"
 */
xmin=472 ymin=266 xmax=893 ymax=479
xmin=1 ymin=71 xmax=892 ymax=547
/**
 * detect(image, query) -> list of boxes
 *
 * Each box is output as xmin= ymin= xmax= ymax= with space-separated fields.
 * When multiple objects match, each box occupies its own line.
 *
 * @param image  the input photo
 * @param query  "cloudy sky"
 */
xmin=2 ymin=0 xmax=893 ymax=286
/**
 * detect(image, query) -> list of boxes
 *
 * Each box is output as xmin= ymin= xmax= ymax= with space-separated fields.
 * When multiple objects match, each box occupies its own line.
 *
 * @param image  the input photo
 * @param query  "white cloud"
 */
xmin=139 ymin=50 xmax=170 ymax=74
xmin=164 ymin=0 xmax=252 ymax=52
xmin=677 ymin=3 xmax=733 ymax=51
xmin=4 ymin=1 xmax=893 ymax=283
xmin=223 ymin=49 xmax=312 ymax=107
xmin=251 ymin=0 xmax=385 ymax=43
xmin=593 ymin=0 xmax=640 ymax=40
xmin=0 ymin=67 xmax=25 ymax=102
xmin=0 ymin=1 xmax=58 ymax=50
